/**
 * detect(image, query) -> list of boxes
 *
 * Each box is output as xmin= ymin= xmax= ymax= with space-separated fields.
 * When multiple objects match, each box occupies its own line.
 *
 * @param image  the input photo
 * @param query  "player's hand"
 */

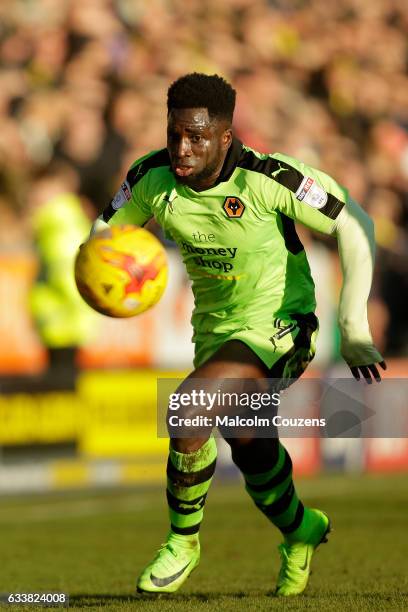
xmin=340 ymin=338 xmax=387 ymax=384
xmin=349 ymin=360 xmax=387 ymax=384
xmin=90 ymin=216 xmax=110 ymax=236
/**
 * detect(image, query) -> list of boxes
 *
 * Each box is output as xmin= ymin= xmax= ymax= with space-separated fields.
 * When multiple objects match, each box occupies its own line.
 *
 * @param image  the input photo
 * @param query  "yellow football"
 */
xmin=75 ymin=225 xmax=168 ymax=317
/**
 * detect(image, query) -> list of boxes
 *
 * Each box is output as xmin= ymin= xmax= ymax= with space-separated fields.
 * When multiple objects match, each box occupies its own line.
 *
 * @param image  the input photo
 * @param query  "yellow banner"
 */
xmin=0 ymin=370 xmax=187 ymax=456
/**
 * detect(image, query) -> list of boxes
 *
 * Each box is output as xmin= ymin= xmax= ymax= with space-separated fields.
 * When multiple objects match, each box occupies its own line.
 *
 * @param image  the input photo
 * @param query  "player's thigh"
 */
xmin=169 ymin=341 xmax=268 ymax=452
xmin=169 ymin=340 xmax=267 ymax=421
xmin=193 ymin=339 xmax=269 ymax=379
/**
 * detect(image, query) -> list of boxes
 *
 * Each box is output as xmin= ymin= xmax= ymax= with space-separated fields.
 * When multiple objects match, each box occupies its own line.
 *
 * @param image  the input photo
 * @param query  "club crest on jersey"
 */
xmin=223 ymin=196 xmax=245 ymax=218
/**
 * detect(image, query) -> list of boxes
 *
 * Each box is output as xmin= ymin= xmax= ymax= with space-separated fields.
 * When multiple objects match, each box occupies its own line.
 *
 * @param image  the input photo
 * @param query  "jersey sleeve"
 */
xmin=101 ymin=154 xmax=155 ymax=227
xmin=263 ymin=152 xmax=348 ymax=235
xmin=334 ymin=197 xmax=383 ymax=366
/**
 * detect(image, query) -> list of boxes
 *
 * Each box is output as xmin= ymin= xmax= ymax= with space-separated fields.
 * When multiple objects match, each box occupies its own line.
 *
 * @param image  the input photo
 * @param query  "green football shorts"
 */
xmin=193 ymin=312 xmax=318 ymax=379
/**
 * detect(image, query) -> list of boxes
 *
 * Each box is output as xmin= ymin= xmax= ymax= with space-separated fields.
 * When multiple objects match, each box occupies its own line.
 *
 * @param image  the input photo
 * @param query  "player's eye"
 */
xmin=190 ymin=135 xmax=203 ymax=144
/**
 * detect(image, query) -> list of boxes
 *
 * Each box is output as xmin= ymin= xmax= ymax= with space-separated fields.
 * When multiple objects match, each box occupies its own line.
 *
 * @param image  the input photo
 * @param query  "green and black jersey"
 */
xmin=104 ymin=139 xmax=347 ymax=338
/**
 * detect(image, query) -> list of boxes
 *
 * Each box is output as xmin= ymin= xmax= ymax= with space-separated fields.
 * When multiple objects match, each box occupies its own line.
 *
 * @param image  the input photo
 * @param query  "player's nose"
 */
xmin=175 ymin=136 xmax=192 ymax=158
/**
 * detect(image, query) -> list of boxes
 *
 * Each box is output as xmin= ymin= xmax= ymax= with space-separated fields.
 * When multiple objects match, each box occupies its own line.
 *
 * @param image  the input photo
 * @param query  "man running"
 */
xmin=93 ymin=73 xmax=385 ymax=596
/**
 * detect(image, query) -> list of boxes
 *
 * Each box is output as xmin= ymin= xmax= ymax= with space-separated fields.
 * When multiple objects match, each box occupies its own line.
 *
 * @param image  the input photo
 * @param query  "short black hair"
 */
xmin=167 ymin=73 xmax=236 ymax=123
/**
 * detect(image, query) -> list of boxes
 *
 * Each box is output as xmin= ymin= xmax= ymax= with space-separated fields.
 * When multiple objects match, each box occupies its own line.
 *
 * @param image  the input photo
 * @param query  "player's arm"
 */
xmin=265 ymin=152 xmax=386 ymax=382
xmin=332 ymin=197 xmax=386 ymax=382
xmin=90 ymin=157 xmax=154 ymax=235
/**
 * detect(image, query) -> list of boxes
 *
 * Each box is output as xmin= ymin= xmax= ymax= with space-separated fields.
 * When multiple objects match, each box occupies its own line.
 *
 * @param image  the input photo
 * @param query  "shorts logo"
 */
xmin=223 ymin=196 xmax=245 ymax=218
xmin=295 ymin=176 xmax=327 ymax=209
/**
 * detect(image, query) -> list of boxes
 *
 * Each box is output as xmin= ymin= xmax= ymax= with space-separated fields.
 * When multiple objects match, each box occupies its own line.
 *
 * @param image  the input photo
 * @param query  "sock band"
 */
xmin=245 ymin=450 xmax=292 ymax=492
xmin=170 ymin=523 xmax=204 ymax=536
xmin=279 ymin=502 xmax=305 ymax=533
xmin=167 ymin=458 xmax=217 ymax=487
xmin=166 ymin=489 xmax=207 ymax=515
xmin=256 ymin=482 xmax=295 ymax=518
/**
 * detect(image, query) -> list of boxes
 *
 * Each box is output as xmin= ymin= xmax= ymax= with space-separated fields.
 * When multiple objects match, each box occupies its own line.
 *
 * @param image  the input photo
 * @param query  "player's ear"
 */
xmin=221 ymin=127 xmax=233 ymax=151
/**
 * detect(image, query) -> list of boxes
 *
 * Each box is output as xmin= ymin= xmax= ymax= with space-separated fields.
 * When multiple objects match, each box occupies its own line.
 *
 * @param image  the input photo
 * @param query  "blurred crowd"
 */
xmin=0 ymin=0 xmax=407 ymax=358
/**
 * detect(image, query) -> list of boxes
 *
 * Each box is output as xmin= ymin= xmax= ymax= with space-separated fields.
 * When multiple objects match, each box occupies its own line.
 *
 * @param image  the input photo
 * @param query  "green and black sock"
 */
xmin=166 ymin=436 xmax=217 ymax=536
xmin=233 ymin=439 xmax=309 ymax=541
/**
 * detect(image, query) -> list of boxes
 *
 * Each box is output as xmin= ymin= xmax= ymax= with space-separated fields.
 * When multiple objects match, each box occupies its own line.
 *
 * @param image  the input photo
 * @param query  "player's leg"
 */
xmin=223 ymin=315 xmax=330 ymax=596
xmin=225 ymin=436 xmax=330 ymax=596
xmin=227 ymin=437 xmax=306 ymax=537
xmin=137 ymin=340 xmax=268 ymax=594
xmin=136 ymin=438 xmax=214 ymax=594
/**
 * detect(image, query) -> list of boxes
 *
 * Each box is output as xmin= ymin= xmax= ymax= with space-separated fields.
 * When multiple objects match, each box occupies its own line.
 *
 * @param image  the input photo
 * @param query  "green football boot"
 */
xmin=136 ymin=531 xmax=200 ymax=594
xmin=274 ymin=508 xmax=331 ymax=597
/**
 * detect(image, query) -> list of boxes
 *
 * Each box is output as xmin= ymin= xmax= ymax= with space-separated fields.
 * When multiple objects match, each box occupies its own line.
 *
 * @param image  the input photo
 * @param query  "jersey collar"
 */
xmin=214 ymin=137 xmax=243 ymax=185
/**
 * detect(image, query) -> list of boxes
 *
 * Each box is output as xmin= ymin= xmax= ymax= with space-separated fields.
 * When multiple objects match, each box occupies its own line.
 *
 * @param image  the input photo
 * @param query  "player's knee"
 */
xmin=170 ymin=437 xmax=210 ymax=454
xmin=229 ymin=437 xmax=280 ymax=473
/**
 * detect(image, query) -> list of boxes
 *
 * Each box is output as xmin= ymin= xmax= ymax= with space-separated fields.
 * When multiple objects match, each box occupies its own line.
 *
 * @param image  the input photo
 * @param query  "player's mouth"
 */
xmin=173 ymin=164 xmax=194 ymax=177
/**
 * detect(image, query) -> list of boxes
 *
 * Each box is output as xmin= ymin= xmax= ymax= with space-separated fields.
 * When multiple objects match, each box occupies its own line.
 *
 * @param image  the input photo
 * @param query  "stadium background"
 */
xmin=0 ymin=2 xmax=407 ymax=605
xmin=1 ymin=0 xmax=407 ymax=491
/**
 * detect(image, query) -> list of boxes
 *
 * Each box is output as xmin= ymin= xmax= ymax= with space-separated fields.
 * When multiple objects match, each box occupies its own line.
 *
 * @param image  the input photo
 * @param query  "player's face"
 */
xmin=167 ymin=108 xmax=232 ymax=191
